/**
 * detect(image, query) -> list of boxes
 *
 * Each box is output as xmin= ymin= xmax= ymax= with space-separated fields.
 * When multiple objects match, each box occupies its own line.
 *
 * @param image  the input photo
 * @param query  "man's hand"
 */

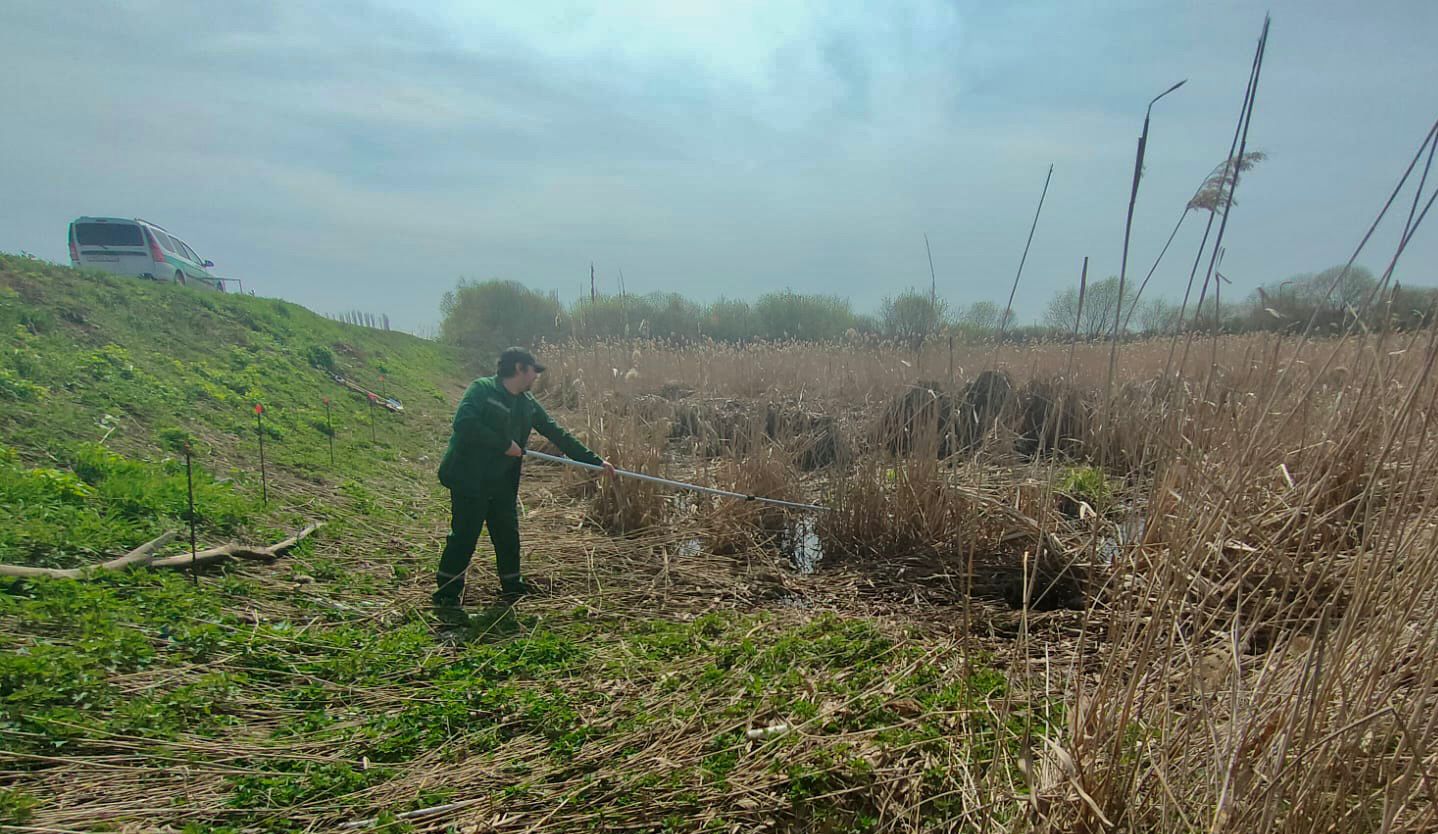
xmin=601 ymin=460 xmax=618 ymax=480
xmin=505 ymin=441 xmax=523 ymax=457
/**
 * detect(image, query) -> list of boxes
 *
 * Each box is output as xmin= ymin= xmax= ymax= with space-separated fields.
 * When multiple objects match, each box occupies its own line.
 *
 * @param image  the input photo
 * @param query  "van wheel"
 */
xmin=174 ymin=270 xmax=187 ymax=286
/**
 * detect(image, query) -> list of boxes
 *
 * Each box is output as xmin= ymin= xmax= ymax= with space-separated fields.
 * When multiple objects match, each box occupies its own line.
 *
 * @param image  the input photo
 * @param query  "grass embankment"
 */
xmin=0 ymin=252 xmax=460 ymax=568
xmin=0 ymin=255 xmax=1037 ymax=832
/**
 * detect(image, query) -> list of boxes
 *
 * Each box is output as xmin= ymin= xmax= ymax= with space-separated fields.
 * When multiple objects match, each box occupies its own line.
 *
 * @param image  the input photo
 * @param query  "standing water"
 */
xmin=785 ymin=517 xmax=824 ymax=574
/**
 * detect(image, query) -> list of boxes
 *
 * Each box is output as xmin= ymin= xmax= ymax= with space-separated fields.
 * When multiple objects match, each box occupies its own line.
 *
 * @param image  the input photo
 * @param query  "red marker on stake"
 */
xmin=367 ymin=392 xmax=377 ymax=443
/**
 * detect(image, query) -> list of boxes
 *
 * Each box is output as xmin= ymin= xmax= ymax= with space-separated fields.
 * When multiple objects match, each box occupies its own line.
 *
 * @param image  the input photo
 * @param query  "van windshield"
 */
xmin=75 ymin=222 xmax=143 ymax=246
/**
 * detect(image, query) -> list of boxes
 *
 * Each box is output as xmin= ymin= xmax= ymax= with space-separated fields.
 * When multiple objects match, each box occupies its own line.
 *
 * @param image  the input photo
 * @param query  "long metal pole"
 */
xmin=522 ymin=449 xmax=829 ymax=512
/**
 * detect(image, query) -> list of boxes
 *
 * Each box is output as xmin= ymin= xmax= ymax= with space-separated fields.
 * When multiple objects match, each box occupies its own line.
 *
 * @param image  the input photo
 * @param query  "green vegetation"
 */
xmin=439 ymin=261 xmax=1427 ymax=358
xmin=880 ymin=288 xmax=949 ymax=348
xmin=441 ymin=279 xmax=875 ymax=351
xmin=0 ymin=787 xmax=39 ymax=825
xmin=0 ymin=442 xmax=257 ymax=567
xmin=0 ymin=252 xmax=463 ymax=567
xmin=0 ymin=253 xmax=1049 ymax=830
xmin=2 ymin=564 xmax=1043 ymax=830
xmin=1058 ymin=464 xmax=1114 ymax=513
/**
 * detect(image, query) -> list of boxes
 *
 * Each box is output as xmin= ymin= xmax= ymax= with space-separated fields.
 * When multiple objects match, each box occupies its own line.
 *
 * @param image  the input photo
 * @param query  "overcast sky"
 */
xmin=3 ymin=1 xmax=1434 ymax=333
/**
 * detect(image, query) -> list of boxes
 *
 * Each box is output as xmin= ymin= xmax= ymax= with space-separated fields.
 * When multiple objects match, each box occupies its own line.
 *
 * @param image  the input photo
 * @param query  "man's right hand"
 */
xmin=505 ymin=441 xmax=523 ymax=457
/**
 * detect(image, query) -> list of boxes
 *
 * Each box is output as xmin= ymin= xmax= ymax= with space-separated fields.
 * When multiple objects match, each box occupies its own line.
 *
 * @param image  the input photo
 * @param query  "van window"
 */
xmin=75 ymin=222 xmax=143 ymax=247
xmin=176 ymin=240 xmax=198 ymax=261
xmin=157 ymin=231 xmax=180 ymax=252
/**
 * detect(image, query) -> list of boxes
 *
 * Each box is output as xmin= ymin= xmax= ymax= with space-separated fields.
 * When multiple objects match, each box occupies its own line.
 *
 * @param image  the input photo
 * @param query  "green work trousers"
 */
xmin=434 ymin=487 xmax=521 ymax=605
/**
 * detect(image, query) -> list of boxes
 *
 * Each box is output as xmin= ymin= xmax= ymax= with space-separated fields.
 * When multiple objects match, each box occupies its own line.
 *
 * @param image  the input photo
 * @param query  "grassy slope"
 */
xmin=0 ymin=252 xmax=462 ymax=566
xmin=0 ymin=255 xmax=1039 ymax=832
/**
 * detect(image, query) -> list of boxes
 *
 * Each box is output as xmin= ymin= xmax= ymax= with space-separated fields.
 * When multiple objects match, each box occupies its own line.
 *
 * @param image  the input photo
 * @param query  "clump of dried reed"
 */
xmin=536 ymin=333 xmax=1350 ymax=409
xmin=817 ymin=449 xmax=1083 ymax=609
xmin=762 ymin=402 xmax=847 ymax=469
xmin=532 ymin=286 xmax=1438 ymax=830
xmin=670 ymin=397 xmax=767 ymax=457
xmin=568 ymin=409 xmax=672 ymax=535
xmin=875 ymin=380 xmax=957 ymax=456
xmin=873 ymin=373 xmax=1020 ymax=459
xmin=667 ymin=396 xmax=846 ymax=469
xmin=699 ymin=446 xmax=803 ymax=556
xmin=1048 ymin=323 xmax=1438 ymax=831
xmin=1015 ymin=377 xmax=1094 ymax=458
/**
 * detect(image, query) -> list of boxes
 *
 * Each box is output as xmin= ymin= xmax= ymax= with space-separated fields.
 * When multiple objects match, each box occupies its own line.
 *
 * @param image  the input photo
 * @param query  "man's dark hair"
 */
xmin=497 ymin=347 xmax=544 ymax=378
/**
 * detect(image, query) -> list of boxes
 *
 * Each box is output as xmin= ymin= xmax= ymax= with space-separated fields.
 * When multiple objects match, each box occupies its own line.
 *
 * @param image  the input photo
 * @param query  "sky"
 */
xmin=2 ymin=0 xmax=1435 ymax=334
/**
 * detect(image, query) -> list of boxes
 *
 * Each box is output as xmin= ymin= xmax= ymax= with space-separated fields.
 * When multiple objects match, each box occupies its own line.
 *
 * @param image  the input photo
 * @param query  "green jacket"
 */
xmin=438 ymin=375 xmax=601 ymax=496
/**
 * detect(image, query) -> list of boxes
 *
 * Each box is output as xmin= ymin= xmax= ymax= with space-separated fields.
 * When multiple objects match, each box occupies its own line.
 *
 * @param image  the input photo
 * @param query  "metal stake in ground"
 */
xmin=254 ymin=403 xmax=268 ymax=505
xmin=367 ymin=392 xmax=377 ymax=443
xmin=323 ymin=397 xmax=335 ymax=466
xmin=184 ymin=443 xmax=198 ymax=584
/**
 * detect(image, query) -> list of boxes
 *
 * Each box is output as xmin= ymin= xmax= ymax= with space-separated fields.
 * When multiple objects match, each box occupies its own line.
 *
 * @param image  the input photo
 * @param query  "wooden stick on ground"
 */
xmin=0 ymin=524 xmax=324 ymax=579
xmin=149 ymin=523 xmax=326 ymax=570
xmin=0 ymin=531 xmax=176 ymax=579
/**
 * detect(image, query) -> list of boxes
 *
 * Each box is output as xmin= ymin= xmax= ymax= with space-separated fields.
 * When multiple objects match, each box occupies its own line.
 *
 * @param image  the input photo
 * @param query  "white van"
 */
xmin=67 ymin=217 xmax=222 ymax=290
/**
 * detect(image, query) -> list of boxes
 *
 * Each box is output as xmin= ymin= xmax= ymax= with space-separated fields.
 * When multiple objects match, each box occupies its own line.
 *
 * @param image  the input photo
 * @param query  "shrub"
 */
xmin=305 ymin=344 xmax=337 ymax=372
xmin=439 ymin=280 xmax=564 ymax=356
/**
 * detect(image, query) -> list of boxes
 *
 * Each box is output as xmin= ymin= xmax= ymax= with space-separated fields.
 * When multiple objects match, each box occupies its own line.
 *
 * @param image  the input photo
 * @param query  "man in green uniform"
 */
xmin=434 ymin=347 xmax=614 ymax=615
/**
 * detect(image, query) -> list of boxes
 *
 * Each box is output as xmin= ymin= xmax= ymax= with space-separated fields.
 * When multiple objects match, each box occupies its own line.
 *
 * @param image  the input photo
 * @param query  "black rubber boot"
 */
xmin=500 ymin=577 xmax=543 ymax=599
xmin=431 ymin=598 xmax=469 ymax=626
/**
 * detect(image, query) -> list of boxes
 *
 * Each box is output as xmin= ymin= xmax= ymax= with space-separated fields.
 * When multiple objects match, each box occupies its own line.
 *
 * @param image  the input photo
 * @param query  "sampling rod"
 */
xmin=523 ymin=448 xmax=829 ymax=513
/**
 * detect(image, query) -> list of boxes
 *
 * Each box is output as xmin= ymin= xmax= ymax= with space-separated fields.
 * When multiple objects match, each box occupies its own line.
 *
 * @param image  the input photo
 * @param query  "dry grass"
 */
xmin=534 ymin=334 xmax=1368 ymax=406
xmin=8 ymin=334 xmax=1438 ymax=832
xmin=526 ymin=324 xmax=1438 ymax=832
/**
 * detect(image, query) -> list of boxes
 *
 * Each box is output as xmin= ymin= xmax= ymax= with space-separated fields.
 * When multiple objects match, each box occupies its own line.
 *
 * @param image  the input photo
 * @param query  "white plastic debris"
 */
xmin=746 ymin=723 xmax=790 ymax=740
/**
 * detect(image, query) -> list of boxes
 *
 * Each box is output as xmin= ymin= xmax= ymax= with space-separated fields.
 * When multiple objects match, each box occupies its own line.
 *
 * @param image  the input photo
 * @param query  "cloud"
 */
xmin=2 ymin=0 xmax=1435 ymax=332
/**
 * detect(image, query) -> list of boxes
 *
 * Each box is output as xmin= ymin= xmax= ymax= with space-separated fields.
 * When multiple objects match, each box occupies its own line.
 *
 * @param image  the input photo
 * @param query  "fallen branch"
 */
xmin=0 ymin=524 xmax=324 ymax=579
xmin=149 ymin=523 xmax=326 ymax=569
xmin=0 ymin=531 xmax=176 ymax=579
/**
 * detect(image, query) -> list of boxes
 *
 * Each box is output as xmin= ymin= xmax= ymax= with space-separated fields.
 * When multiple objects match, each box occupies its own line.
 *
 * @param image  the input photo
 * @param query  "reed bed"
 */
xmin=7 ymin=334 xmax=1438 ymax=832
xmin=521 ymin=322 xmax=1438 ymax=832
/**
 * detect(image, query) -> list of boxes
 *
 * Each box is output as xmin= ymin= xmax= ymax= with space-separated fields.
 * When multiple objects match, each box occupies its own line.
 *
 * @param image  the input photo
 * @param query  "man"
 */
xmin=434 ymin=347 xmax=615 ymax=616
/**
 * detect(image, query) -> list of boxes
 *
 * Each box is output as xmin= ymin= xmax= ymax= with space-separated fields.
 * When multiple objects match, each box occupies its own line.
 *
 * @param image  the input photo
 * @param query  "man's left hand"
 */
xmin=600 ymin=460 xmax=618 ymax=480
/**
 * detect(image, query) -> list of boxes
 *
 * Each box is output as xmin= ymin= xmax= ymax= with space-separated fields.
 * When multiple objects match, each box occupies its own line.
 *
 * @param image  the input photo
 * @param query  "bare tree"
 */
xmin=881 ymin=289 xmax=948 ymax=349
xmin=959 ymin=300 xmax=1003 ymax=332
xmin=1044 ymin=277 xmax=1135 ymax=339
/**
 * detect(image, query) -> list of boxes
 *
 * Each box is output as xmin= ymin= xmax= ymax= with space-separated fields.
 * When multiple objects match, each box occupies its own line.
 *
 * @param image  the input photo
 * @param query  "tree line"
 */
xmin=438 ymin=263 xmax=1434 ymax=354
